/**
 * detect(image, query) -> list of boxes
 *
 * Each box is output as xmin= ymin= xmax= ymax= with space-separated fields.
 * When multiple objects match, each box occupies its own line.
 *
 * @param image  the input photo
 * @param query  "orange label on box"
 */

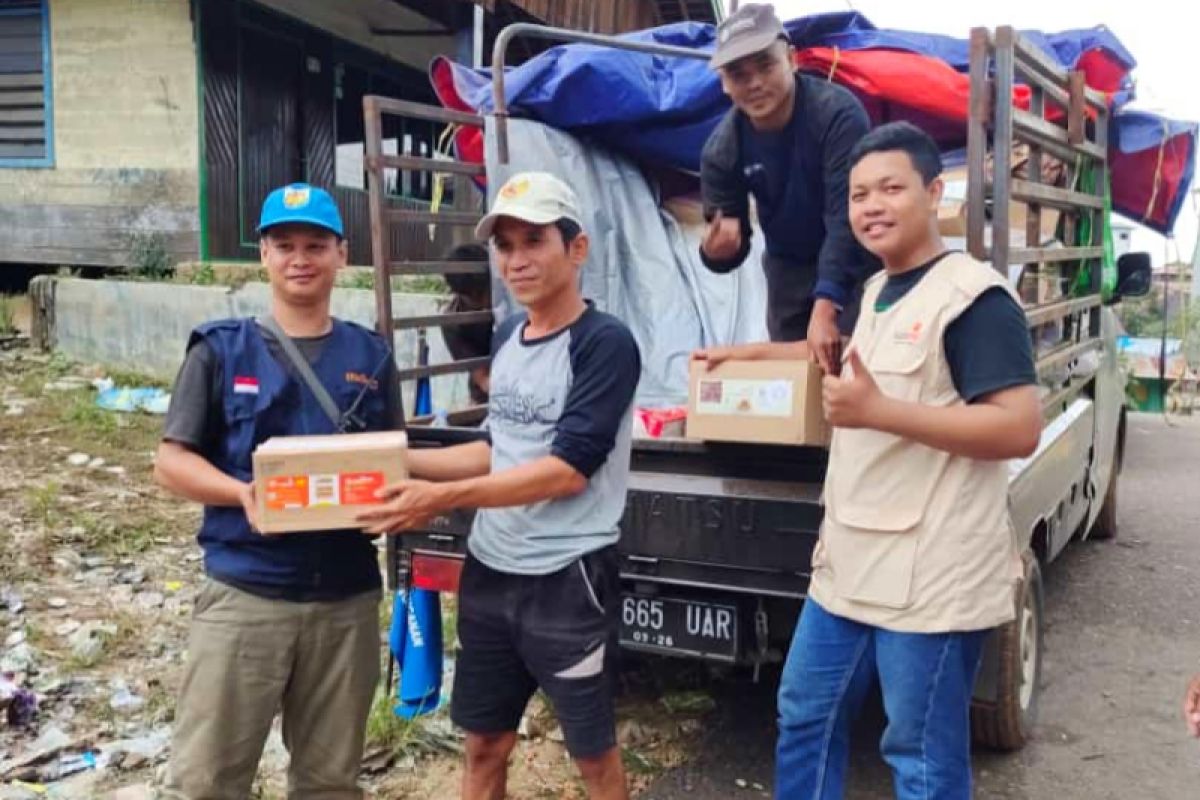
xmin=265 ymin=476 xmax=309 ymax=510
xmin=340 ymin=472 xmax=385 ymax=505
xmin=265 ymin=472 xmax=385 ymax=511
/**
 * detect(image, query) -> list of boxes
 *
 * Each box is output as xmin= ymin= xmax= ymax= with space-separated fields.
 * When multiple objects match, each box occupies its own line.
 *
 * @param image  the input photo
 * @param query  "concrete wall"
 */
xmin=0 ymin=0 xmax=200 ymax=268
xmin=35 ymin=277 xmax=469 ymax=412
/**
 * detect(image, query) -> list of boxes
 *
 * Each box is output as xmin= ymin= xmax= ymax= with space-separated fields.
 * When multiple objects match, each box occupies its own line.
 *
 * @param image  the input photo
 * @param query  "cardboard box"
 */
xmin=685 ymin=360 xmax=829 ymax=446
xmin=253 ymin=431 xmax=408 ymax=534
xmin=938 ymin=166 xmax=1061 ymax=243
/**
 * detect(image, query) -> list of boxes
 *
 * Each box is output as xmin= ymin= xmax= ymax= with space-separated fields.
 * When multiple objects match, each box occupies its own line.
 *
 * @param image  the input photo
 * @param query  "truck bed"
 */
xmin=395 ymin=430 xmax=827 ymax=600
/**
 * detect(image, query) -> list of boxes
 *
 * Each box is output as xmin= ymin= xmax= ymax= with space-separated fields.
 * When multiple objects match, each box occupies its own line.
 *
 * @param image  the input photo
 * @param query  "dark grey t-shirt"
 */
xmin=162 ymin=323 xmax=402 ymax=451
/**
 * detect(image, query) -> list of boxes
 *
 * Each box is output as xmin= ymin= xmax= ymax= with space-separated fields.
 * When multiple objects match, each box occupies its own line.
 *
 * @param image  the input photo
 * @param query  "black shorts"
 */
xmin=450 ymin=546 xmax=620 ymax=759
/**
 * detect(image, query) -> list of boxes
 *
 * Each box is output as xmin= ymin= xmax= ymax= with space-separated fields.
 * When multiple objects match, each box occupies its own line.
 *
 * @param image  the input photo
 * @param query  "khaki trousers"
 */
xmin=162 ymin=579 xmax=381 ymax=800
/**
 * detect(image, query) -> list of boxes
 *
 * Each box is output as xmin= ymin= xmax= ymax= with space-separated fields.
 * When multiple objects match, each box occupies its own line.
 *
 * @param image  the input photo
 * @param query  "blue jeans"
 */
xmin=775 ymin=600 xmax=987 ymax=800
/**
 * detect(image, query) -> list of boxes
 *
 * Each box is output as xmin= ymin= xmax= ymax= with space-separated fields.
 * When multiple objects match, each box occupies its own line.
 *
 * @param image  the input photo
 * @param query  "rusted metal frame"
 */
xmin=1013 ymin=60 xmax=1071 ymax=116
xmin=1012 ymin=34 xmax=1108 ymax=111
xmin=366 ymin=95 xmax=484 ymax=128
xmin=1035 ymin=337 xmax=1103 ymax=376
xmin=397 ymin=357 xmax=492 ymax=382
xmin=990 ymin=26 xmax=1017 ymax=275
xmin=966 ymin=27 xmax=992 ymax=262
xmin=1024 ymin=295 xmax=1102 ymax=327
xmin=367 ymin=154 xmax=485 ymax=177
xmin=1025 ymin=83 xmax=1046 ymax=249
xmin=1009 ymin=246 xmax=1104 ymax=264
xmin=1009 ymin=179 xmax=1103 ymax=211
xmin=1012 ymin=109 xmax=1106 ymax=161
xmin=365 ymin=95 xmax=493 ymax=421
xmin=390 ymin=260 xmax=491 ymax=275
xmin=387 ymin=208 xmax=482 ymax=226
xmin=392 ymin=310 xmax=495 ymax=331
xmin=363 ymin=96 xmax=396 ymax=405
xmin=491 ymin=22 xmax=709 ymax=164
xmin=1066 ymin=71 xmax=1087 ymax=145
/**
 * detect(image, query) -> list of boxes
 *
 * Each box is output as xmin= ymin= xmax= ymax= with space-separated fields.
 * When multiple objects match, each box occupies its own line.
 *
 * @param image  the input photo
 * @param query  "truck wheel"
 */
xmin=1088 ymin=462 xmax=1119 ymax=541
xmin=971 ymin=552 xmax=1043 ymax=751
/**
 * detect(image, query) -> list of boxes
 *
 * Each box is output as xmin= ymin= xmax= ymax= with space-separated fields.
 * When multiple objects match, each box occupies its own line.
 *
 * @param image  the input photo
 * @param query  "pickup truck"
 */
xmin=366 ymin=23 xmax=1154 ymax=752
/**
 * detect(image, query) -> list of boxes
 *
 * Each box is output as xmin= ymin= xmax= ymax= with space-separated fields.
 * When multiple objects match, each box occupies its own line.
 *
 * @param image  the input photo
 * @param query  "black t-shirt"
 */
xmin=875 ymin=253 xmax=1037 ymax=403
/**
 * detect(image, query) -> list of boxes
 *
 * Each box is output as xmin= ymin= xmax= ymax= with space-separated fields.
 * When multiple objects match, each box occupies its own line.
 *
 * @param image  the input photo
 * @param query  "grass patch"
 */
xmin=365 ymin=687 xmax=422 ymax=752
xmin=397 ymin=275 xmax=449 ymax=295
xmin=441 ymin=598 xmax=458 ymax=654
xmin=345 ymin=269 xmax=376 ymax=291
xmin=46 ymin=388 xmax=161 ymax=462
xmin=104 ymin=368 xmax=169 ymax=389
xmin=55 ymin=510 xmax=164 ymax=558
xmin=25 ymin=481 xmax=61 ymax=527
xmin=190 ymin=262 xmax=217 ymax=286
xmin=63 ymin=393 xmax=120 ymax=439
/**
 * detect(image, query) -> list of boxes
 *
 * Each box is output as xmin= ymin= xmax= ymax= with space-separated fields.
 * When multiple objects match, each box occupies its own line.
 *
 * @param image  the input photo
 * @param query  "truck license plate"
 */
xmin=618 ymin=595 xmax=738 ymax=662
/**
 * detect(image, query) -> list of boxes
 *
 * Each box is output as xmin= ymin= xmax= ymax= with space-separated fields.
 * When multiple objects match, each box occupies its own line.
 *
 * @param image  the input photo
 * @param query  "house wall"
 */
xmin=0 ymin=0 xmax=200 ymax=268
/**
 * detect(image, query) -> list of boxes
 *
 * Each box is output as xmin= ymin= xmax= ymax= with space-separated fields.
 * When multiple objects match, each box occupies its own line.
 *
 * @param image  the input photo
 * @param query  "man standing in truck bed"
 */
xmin=700 ymin=3 xmax=878 ymax=374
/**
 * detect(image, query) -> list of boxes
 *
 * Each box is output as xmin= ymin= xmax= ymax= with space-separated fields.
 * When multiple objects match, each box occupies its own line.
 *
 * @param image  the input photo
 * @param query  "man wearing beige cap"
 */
xmin=359 ymin=172 xmax=641 ymax=800
xmin=700 ymin=3 xmax=877 ymax=374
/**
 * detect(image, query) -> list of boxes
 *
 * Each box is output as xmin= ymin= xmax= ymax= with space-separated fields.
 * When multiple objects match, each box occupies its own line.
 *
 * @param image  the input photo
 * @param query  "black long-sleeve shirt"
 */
xmin=700 ymin=73 xmax=880 ymax=340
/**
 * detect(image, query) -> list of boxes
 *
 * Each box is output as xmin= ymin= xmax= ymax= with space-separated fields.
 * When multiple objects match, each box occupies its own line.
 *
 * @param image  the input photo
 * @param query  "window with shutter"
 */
xmin=0 ymin=0 xmax=52 ymax=166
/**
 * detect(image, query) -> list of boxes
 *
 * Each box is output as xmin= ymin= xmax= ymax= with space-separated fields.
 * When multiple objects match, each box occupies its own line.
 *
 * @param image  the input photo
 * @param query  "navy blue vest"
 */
xmin=191 ymin=318 xmax=392 ymax=596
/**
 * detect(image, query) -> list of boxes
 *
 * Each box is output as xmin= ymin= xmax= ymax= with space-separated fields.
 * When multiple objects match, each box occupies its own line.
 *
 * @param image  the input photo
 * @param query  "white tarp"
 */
xmin=484 ymin=118 xmax=768 ymax=406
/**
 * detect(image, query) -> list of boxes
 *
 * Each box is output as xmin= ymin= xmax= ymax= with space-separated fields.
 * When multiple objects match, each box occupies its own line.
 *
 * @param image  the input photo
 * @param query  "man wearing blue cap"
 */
xmin=155 ymin=183 xmax=399 ymax=799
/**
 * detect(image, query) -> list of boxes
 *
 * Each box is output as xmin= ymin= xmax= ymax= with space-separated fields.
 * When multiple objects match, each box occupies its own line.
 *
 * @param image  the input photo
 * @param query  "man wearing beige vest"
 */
xmin=695 ymin=122 xmax=1042 ymax=799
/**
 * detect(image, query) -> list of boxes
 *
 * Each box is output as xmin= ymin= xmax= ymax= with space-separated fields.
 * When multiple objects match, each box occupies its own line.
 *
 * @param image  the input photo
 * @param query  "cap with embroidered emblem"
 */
xmin=475 ymin=172 xmax=583 ymax=240
xmin=258 ymin=182 xmax=344 ymax=238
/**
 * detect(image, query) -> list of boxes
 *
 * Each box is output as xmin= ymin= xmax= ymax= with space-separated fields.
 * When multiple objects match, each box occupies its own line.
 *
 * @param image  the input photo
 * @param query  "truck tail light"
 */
xmin=410 ymin=552 xmax=464 ymax=594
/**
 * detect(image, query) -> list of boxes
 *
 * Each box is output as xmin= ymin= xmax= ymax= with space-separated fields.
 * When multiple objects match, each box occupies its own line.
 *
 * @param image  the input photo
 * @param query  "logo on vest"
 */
xmin=233 ymin=376 xmax=260 ymax=395
xmin=345 ymin=371 xmax=379 ymax=391
xmin=893 ymin=320 xmax=924 ymax=344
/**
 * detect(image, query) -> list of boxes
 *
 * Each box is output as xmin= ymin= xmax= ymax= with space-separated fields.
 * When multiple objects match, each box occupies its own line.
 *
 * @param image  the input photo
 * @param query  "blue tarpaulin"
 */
xmin=432 ymin=13 xmax=1195 ymax=233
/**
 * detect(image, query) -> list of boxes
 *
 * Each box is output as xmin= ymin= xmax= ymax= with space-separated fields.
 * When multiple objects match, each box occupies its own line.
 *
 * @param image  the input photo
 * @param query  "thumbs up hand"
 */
xmin=822 ymin=349 xmax=885 ymax=429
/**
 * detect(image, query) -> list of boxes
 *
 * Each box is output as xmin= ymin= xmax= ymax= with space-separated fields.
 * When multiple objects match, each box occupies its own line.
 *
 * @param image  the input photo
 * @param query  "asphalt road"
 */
xmin=641 ymin=414 xmax=1200 ymax=800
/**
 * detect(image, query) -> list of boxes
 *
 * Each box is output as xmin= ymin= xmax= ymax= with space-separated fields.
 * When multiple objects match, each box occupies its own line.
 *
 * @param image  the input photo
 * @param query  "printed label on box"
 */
xmin=265 ymin=476 xmax=310 ymax=510
xmin=340 ymin=472 xmax=385 ymax=505
xmin=308 ymin=474 xmax=340 ymax=507
xmin=695 ymin=378 xmax=793 ymax=417
xmin=265 ymin=471 xmax=385 ymax=511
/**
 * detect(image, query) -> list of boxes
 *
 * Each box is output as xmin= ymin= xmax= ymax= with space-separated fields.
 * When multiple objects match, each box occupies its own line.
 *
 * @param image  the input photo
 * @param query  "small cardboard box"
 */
xmin=253 ymin=431 xmax=408 ymax=534
xmin=938 ymin=166 xmax=1060 ymax=243
xmin=686 ymin=360 xmax=830 ymax=446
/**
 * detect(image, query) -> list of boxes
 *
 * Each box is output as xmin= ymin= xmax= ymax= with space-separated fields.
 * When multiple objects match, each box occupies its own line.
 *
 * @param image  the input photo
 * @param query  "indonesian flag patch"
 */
xmin=233 ymin=376 xmax=260 ymax=395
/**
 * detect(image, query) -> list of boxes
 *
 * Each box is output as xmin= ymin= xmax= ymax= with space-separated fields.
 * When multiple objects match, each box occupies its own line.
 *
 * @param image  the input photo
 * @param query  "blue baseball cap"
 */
xmin=258 ymin=183 xmax=344 ymax=238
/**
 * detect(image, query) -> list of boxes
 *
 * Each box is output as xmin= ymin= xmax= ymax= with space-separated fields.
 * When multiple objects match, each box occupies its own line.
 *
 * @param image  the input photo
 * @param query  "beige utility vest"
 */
xmin=807 ymin=252 xmax=1024 ymax=633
